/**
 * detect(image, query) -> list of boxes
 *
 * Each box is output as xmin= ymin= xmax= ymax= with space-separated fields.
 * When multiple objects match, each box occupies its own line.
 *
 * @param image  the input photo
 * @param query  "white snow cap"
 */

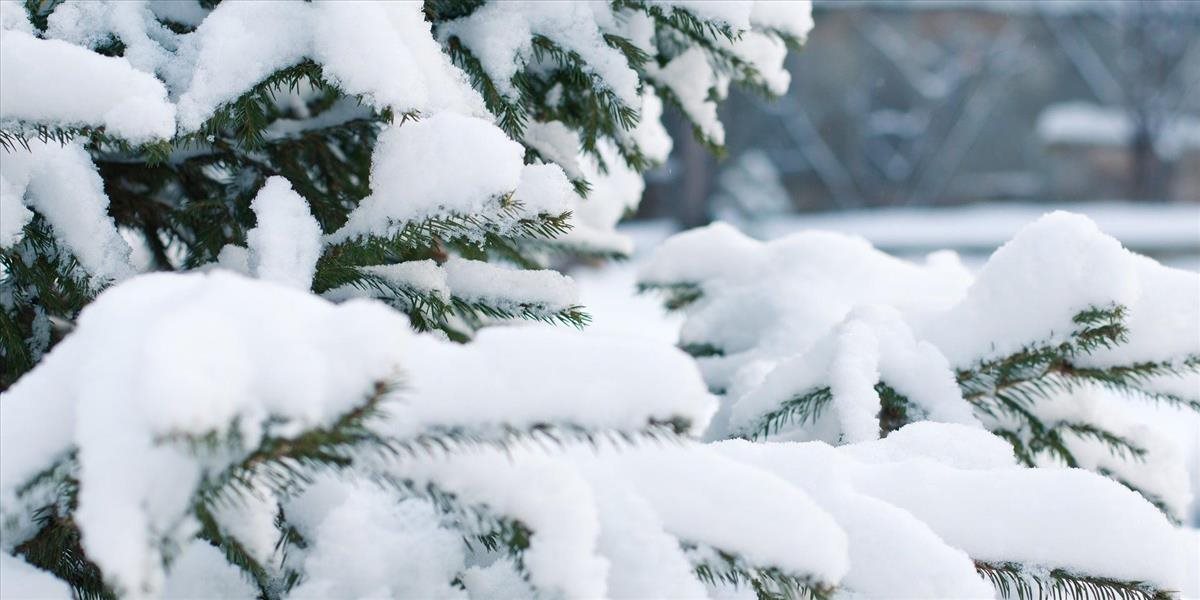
xmin=0 ymin=141 xmax=135 ymax=282
xmin=717 ymin=421 xmax=1197 ymax=596
xmin=329 ymin=113 xmax=548 ymax=243
xmin=0 ymin=271 xmax=409 ymax=596
xmin=246 ymin=176 xmax=323 ymax=290
xmin=173 ymin=1 xmax=485 ymax=132
xmin=383 ymin=325 xmax=718 ymax=440
xmin=0 ymin=30 xmax=175 ymax=143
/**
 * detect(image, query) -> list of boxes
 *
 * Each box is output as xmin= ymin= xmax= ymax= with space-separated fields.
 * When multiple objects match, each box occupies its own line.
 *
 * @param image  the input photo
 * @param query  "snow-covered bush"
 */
xmin=3 ymin=0 xmax=1195 ymax=598
xmin=0 ymin=0 xmax=813 ymax=384
xmin=0 ymin=0 xmax=832 ymax=597
xmin=640 ymin=212 xmax=1200 ymax=593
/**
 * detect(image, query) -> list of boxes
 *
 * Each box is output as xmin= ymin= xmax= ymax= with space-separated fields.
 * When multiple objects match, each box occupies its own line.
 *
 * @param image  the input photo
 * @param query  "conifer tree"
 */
xmin=2 ymin=2 xmax=1196 ymax=600
xmin=0 ymin=1 xmax=842 ymax=599
xmin=640 ymin=214 xmax=1200 ymax=598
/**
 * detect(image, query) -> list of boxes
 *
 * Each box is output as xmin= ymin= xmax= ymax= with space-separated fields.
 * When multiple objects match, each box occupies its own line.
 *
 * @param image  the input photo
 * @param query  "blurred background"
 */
xmin=633 ymin=0 xmax=1200 ymax=268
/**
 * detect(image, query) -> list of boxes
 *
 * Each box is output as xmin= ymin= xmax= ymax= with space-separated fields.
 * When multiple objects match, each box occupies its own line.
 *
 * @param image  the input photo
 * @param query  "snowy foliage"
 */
xmin=640 ymin=212 xmax=1200 ymax=584
xmin=0 ymin=1 xmax=865 ymax=599
xmin=4 ymin=1 xmax=1196 ymax=599
xmin=0 ymin=0 xmax=812 ymax=384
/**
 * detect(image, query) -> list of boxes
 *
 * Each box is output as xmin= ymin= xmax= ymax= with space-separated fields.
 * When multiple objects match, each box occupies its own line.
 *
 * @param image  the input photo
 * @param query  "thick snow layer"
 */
xmin=287 ymin=478 xmax=466 ymax=599
xmin=329 ymin=113 xmax=529 ymax=243
xmin=0 ymin=0 xmax=34 ymax=34
xmin=649 ymin=47 xmax=725 ymax=145
xmin=919 ymin=211 xmax=1200 ymax=367
xmin=0 ymin=30 xmax=175 ymax=143
xmin=0 ymin=25 xmax=174 ymax=142
xmin=382 ymin=440 xmax=849 ymax=598
xmin=440 ymin=1 xmax=640 ymax=106
xmin=174 ymin=1 xmax=484 ymax=131
xmin=0 ymin=272 xmax=409 ymax=595
xmin=555 ymin=143 xmax=651 ymax=256
xmin=171 ymin=1 xmax=309 ymax=130
xmin=46 ymin=1 xmax=174 ymax=76
xmin=308 ymin=1 xmax=486 ymax=117
xmin=0 ymin=554 xmax=72 ymax=600
xmin=246 ymin=176 xmax=322 ymax=290
xmin=514 ymin=163 xmax=576 ymax=217
xmin=443 ymin=257 xmax=578 ymax=312
xmin=640 ymin=222 xmax=970 ymax=394
xmin=0 ymin=175 xmax=32 ymax=248
xmin=0 ymin=141 xmax=134 ymax=281
xmin=523 ymin=120 xmax=585 ymax=180
xmin=1023 ymin=386 xmax=1195 ymax=518
xmin=384 ymin=325 xmax=716 ymax=440
xmin=625 ymin=91 xmax=674 ymax=164
xmin=161 ymin=542 xmax=258 ymax=599
xmin=645 ymin=214 xmax=1198 ymax=514
xmin=716 ymin=422 xmax=1197 ymax=595
xmin=751 ymin=0 xmax=815 ymax=40
xmin=920 ymin=211 xmax=1140 ymax=365
xmin=725 ymin=31 xmax=791 ymax=95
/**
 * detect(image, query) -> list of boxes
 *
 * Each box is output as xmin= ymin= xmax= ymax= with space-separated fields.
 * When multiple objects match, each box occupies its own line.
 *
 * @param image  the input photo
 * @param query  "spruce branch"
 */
xmin=637 ymin=281 xmax=705 ymax=310
xmin=745 ymin=387 xmax=834 ymax=440
xmin=974 ymin=561 xmax=1171 ymax=600
xmin=688 ymin=544 xmax=835 ymax=600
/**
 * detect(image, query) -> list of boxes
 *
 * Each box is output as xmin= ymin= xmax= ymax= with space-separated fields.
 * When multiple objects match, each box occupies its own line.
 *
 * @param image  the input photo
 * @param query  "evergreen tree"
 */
xmin=0 ymin=0 xmax=811 ymax=386
xmin=0 ymin=1 xmax=841 ymax=599
xmin=2 ymin=2 xmax=1195 ymax=599
xmin=640 ymin=214 xmax=1200 ymax=597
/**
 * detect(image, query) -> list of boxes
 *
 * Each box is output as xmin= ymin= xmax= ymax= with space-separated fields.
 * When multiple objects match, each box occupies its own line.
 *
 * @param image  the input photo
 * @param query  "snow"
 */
xmin=0 ymin=175 xmax=32 ymax=248
xmin=0 ymin=141 xmax=135 ymax=282
xmin=556 ymin=143 xmax=650 ymax=256
xmin=0 ymin=271 xmax=410 ymax=596
xmin=171 ymin=1 xmax=309 ymax=131
xmin=717 ymin=421 xmax=1197 ymax=595
xmin=754 ymin=201 xmax=1200 ymax=255
xmin=0 ymin=554 xmax=72 ymax=600
xmin=523 ymin=120 xmax=584 ymax=180
xmin=358 ymin=260 xmax=451 ymax=301
xmin=459 ymin=559 xmax=534 ymax=599
xmin=309 ymin=1 xmax=485 ymax=117
xmin=1024 ymin=386 xmax=1194 ymax=519
xmin=443 ymin=257 xmax=578 ymax=313
xmin=625 ymin=91 xmax=674 ymax=164
xmin=726 ymin=31 xmax=791 ymax=95
xmin=440 ymin=1 xmax=641 ymax=106
xmin=246 ymin=176 xmax=322 ymax=290
xmin=287 ymin=478 xmax=465 ymax=599
xmin=380 ymin=440 xmax=849 ymax=598
xmin=384 ymin=324 xmax=716 ymax=441
xmin=641 ymin=213 xmax=1199 ymax=525
xmin=324 ymin=256 xmax=580 ymax=315
xmin=640 ymin=222 xmax=970 ymax=395
xmin=174 ymin=1 xmax=484 ymax=132
xmin=513 ymin=163 xmax=575 ymax=217
xmin=46 ymin=1 xmax=174 ymax=76
xmin=328 ymin=113 xmax=530 ymax=244
xmin=751 ymin=0 xmax=815 ymax=41
xmin=0 ymin=0 xmax=33 ymax=34
xmin=918 ymin=211 xmax=1141 ymax=365
xmin=649 ymin=47 xmax=725 ymax=145
xmin=161 ymin=541 xmax=258 ymax=599
xmin=0 ymin=30 xmax=175 ymax=143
